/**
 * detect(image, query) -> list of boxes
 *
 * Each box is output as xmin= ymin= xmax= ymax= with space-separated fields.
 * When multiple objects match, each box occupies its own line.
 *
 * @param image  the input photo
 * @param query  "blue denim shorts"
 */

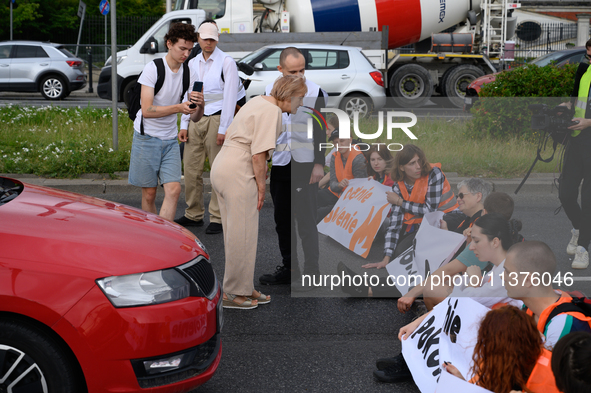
xmin=128 ymin=132 xmax=181 ymax=187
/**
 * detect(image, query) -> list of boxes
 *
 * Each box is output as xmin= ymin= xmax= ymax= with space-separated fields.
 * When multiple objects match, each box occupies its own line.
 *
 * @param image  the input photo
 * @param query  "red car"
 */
xmin=464 ymin=47 xmax=588 ymax=110
xmin=0 ymin=176 xmax=222 ymax=392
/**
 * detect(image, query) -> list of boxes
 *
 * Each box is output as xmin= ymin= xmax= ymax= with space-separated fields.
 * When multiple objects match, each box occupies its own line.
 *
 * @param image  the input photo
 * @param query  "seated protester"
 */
xmin=504 ymin=241 xmax=591 ymax=349
xmin=316 ymin=136 xmax=367 ymax=222
xmin=442 ymin=306 xmax=560 ymax=393
xmin=362 ymin=144 xmax=458 ymax=270
xmin=372 ymin=213 xmax=523 ymax=384
xmin=551 ymin=332 xmax=591 ymax=393
xmin=443 ymin=178 xmax=492 ymax=235
xmin=398 ymin=190 xmax=508 ymax=311
xmin=340 ymin=180 xmax=495 ymax=299
xmin=366 ymin=144 xmax=394 ymax=187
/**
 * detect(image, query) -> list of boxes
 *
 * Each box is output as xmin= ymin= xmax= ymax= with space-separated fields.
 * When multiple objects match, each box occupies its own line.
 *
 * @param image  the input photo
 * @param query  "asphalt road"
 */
xmin=77 ymin=184 xmax=589 ymax=393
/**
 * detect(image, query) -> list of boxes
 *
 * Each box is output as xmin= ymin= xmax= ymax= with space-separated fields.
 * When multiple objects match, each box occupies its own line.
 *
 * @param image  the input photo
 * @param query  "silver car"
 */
xmin=0 ymin=41 xmax=87 ymax=100
xmin=238 ymin=43 xmax=386 ymax=118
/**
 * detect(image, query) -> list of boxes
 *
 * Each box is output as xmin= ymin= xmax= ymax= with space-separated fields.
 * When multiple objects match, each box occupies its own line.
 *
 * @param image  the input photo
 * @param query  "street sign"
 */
xmin=99 ymin=0 xmax=110 ymax=16
xmin=77 ymin=0 xmax=86 ymax=18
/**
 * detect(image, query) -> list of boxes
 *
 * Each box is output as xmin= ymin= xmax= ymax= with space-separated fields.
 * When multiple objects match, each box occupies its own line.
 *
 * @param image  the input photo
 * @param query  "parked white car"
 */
xmin=238 ymin=43 xmax=386 ymax=118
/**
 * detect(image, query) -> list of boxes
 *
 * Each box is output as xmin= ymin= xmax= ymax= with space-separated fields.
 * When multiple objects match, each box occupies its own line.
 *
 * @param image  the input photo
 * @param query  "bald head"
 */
xmin=278 ymin=47 xmax=305 ymax=77
xmin=507 ymin=241 xmax=556 ymax=278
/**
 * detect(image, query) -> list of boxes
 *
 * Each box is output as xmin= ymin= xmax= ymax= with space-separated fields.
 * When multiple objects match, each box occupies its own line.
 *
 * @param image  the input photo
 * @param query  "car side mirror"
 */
xmin=140 ymin=37 xmax=158 ymax=54
xmin=254 ymin=63 xmax=263 ymax=71
xmin=238 ymin=62 xmax=255 ymax=76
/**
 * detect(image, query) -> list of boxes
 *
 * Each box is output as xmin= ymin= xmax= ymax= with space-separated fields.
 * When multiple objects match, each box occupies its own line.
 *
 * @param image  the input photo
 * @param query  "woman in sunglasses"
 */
xmin=363 ymin=144 xmax=457 ymax=269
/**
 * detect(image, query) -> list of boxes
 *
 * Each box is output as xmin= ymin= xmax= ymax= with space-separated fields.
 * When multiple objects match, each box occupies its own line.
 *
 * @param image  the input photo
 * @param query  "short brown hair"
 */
xmin=484 ymin=192 xmax=514 ymax=220
xmin=586 ymin=38 xmax=591 ymax=49
xmin=164 ymin=23 xmax=198 ymax=47
xmin=389 ymin=144 xmax=431 ymax=182
xmin=270 ymin=74 xmax=307 ymax=102
xmin=279 ymin=47 xmax=304 ymax=67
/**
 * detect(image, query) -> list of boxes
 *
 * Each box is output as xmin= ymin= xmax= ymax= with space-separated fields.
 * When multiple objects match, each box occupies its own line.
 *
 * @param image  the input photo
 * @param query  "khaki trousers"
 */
xmin=183 ymin=115 xmax=221 ymax=223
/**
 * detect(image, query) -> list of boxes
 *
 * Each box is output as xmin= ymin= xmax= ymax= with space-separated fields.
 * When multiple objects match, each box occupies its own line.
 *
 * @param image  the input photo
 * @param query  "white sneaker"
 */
xmin=572 ymin=246 xmax=589 ymax=269
xmin=567 ymin=228 xmax=579 ymax=255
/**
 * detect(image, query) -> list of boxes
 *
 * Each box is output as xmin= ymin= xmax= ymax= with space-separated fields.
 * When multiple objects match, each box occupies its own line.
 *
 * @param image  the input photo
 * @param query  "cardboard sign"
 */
xmin=401 ymin=298 xmax=489 ymax=393
xmin=318 ymin=178 xmax=391 ymax=258
xmin=386 ymin=211 xmax=466 ymax=295
xmin=435 ymin=368 xmax=493 ymax=393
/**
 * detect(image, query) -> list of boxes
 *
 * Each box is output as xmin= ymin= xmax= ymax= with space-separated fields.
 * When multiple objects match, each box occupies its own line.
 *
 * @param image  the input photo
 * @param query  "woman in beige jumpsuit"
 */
xmin=211 ymin=75 xmax=307 ymax=309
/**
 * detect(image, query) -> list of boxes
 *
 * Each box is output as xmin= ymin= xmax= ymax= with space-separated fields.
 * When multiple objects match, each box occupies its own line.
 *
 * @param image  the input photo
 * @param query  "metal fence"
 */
xmin=52 ymin=15 xmax=161 ymax=65
xmin=512 ymin=22 xmax=580 ymax=65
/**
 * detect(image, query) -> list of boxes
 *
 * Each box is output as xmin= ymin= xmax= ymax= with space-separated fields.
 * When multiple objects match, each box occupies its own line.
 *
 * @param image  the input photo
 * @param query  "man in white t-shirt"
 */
xmin=128 ymin=23 xmax=203 ymax=221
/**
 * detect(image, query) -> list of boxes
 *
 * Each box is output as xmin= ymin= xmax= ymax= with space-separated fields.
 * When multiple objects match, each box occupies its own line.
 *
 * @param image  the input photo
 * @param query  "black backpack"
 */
xmin=544 ymin=291 xmax=591 ymax=331
xmin=127 ymin=58 xmax=190 ymax=135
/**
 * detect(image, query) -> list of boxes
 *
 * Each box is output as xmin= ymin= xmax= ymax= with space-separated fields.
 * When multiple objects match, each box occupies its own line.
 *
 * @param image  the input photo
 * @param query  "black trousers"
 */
xmin=559 ymin=131 xmax=591 ymax=250
xmin=270 ymin=161 xmax=320 ymax=274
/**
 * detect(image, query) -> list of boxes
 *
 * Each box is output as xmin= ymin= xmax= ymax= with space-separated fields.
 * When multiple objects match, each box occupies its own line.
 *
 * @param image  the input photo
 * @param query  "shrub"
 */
xmin=469 ymin=62 xmax=578 ymax=139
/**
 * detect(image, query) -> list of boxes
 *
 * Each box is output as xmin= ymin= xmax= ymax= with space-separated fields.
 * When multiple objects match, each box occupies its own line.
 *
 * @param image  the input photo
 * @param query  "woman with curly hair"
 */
xmin=443 ymin=305 xmax=560 ymax=393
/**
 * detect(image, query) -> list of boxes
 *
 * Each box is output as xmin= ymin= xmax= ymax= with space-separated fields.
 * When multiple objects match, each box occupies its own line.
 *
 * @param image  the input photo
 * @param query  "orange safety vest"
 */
xmin=469 ymin=349 xmax=559 ymax=393
xmin=329 ymin=148 xmax=366 ymax=197
xmin=397 ymin=163 xmax=458 ymax=226
xmin=525 ymin=349 xmax=560 ymax=393
xmin=526 ymin=291 xmax=591 ymax=334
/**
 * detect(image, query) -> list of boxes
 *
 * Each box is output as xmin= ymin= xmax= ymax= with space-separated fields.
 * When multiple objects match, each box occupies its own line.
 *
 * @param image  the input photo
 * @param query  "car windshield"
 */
xmin=57 ymin=46 xmax=76 ymax=58
xmin=0 ymin=178 xmax=23 ymax=206
xmin=239 ymin=48 xmax=266 ymax=65
xmin=530 ymin=51 xmax=569 ymax=67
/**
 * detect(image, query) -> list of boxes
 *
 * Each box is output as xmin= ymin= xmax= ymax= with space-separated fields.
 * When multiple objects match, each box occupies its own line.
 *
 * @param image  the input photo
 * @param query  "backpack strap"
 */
xmin=140 ymin=58 xmax=166 ymax=135
xmin=181 ymin=61 xmax=190 ymax=104
xmin=544 ymin=297 xmax=591 ymax=332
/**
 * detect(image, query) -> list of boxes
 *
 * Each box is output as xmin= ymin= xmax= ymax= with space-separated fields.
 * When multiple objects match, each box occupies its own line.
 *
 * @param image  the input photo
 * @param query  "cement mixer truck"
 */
xmin=99 ymin=0 xmax=520 ymax=107
xmin=173 ymin=0 xmax=521 ymax=107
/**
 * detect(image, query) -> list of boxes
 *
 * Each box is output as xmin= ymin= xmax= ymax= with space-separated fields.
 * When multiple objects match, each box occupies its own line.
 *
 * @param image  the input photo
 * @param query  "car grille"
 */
xmin=133 ymin=334 xmax=220 ymax=388
xmin=177 ymin=256 xmax=216 ymax=299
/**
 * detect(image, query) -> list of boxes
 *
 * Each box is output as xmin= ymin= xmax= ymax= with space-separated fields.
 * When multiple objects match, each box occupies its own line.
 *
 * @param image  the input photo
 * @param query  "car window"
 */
xmin=305 ymin=50 xmax=349 ymax=69
xmin=152 ymin=18 xmax=193 ymax=53
xmin=530 ymin=51 xmax=570 ymax=67
xmin=0 ymin=45 xmax=11 ymax=59
xmin=258 ymin=49 xmax=282 ymax=71
xmin=57 ymin=46 xmax=76 ymax=58
xmin=558 ymin=52 xmax=586 ymax=66
xmin=14 ymin=45 xmax=49 ymax=58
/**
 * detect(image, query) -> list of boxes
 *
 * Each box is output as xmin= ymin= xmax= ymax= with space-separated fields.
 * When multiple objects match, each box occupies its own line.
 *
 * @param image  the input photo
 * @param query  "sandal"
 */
xmin=249 ymin=290 xmax=271 ymax=305
xmin=223 ymin=293 xmax=258 ymax=309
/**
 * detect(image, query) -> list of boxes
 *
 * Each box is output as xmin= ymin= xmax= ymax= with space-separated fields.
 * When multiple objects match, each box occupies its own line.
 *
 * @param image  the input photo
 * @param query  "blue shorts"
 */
xmin=128 ymin=132 xmax=181 ymax=188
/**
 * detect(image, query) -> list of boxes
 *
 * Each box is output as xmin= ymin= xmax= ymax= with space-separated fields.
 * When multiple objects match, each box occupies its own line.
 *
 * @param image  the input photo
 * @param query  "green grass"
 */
xmin=0 ymin=105 xmax=560 ymax=178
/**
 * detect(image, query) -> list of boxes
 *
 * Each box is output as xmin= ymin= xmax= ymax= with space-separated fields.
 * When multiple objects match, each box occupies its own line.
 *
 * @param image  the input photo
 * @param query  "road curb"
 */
xmin=2 ymin=172 xmax=560 ymax=196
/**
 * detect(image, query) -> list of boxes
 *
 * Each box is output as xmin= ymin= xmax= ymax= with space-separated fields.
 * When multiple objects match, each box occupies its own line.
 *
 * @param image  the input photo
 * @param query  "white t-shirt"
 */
xmin=450 ymin=259 xmax=523 ymax=309
xmin=134 ymin=59 xmax=184 ymax=140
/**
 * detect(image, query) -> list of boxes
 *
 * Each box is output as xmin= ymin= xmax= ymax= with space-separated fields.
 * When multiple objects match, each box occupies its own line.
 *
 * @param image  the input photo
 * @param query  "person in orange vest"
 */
xmin=316 ymin=136 xmax=367 ymax=222
xmin=442 ymin=305 xmax=560 ymax=393
xmin=551 ymin=331 xmax=591 ymax=393
xmin=504 ymin=241 xmax=591 ymax=349
xmin=362 ymin=144 xmax=458 ymax=269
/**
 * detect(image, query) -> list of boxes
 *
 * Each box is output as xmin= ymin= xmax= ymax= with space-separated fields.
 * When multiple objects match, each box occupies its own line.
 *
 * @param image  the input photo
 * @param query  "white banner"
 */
xmin=401 ymin=298 xmax=489 ymax=393
xmin=435 ymin=368 xmax=493 ymax=393
xmin=386 ymin=211 xmax=466 ymax=295
xmin=317 ymin=178 xmax=391 ymax=258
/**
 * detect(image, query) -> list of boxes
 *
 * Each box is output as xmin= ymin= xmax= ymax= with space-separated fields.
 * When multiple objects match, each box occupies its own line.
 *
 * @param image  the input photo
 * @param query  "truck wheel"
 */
xmin=389 ymin=64 xmax=433 ymax=108
xmin=340 ymin=94 xmax=373 ymax=119
xmin=442 ymin=65 xmax=484 ymax=108
xmin=40 ymin=75 xmax=69 ymax=100
xmin=0 ymin=319 xmax=85 ymax=393
xmin=123 ymin=79 xmax=137 ymax=108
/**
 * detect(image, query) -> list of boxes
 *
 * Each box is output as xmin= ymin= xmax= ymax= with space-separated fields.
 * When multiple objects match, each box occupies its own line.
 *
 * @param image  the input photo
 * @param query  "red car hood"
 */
xmin=0 ymin=180 xmax=206 ymax=279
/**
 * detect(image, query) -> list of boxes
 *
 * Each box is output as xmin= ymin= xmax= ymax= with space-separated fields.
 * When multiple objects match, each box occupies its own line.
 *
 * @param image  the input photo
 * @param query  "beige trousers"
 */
xmin=183 ymin=115 xmax=222 ymax=223
xmin=210 ymin=145 xmax=258 ymax=296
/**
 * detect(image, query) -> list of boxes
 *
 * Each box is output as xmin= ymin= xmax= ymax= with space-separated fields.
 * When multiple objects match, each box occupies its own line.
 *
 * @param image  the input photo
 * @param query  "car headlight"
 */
xmin=97 ymin=269 xmax=190 ymax=307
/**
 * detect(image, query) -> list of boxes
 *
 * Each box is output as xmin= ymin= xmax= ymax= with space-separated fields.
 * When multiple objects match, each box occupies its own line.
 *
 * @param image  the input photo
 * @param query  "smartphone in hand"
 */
xmin=189 ymin=81 xmax=203 ymax=109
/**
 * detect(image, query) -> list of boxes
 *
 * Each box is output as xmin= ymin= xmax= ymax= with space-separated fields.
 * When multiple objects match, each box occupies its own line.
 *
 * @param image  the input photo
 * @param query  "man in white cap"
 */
xmin=176 ymin=19 xmax=245 ymax=234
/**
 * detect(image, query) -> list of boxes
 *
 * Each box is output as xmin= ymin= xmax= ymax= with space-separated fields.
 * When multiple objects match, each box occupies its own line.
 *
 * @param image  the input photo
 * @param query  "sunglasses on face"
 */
xmin=457 ymin=192 xmax=475 ymax=199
